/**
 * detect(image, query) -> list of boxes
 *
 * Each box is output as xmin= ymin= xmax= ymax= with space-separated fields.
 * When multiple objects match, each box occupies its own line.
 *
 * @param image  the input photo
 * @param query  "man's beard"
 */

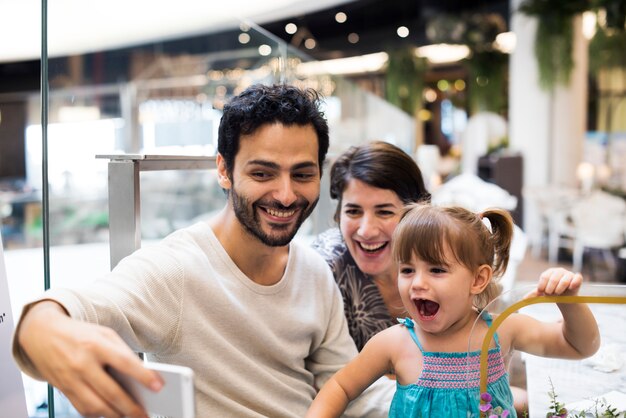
xmin=230 ymin=187 xmax=318 ymax=247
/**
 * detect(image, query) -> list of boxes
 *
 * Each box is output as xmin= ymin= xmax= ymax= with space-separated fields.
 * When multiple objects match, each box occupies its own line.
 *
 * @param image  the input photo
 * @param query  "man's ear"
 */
xmin=216 ymin=153 xmax=232 ymax=190
xmin=471 ymin=264 xmax=492 ymax=295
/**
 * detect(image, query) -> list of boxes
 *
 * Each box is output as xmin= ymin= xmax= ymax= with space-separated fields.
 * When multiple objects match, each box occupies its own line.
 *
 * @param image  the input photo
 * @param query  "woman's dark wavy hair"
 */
xmin=329 ymin=141 xmax=431 ymax=222
xmin=217 ymin=84 xmax=330 ymax=175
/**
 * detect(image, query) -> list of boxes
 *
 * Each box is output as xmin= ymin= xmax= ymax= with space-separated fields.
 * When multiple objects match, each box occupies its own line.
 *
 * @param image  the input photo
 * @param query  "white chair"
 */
xmin=547 ymin=207 xmax=576 ymax=264
xmin=431 ymin=173 xmax=518 ymax=212
xmin=569 ymin=190 xmax=626 ymax=273
xmin=523 ymin=185 xmax=581 ymax=262
xmin=431 ymin=174 xmax=526 ymax=293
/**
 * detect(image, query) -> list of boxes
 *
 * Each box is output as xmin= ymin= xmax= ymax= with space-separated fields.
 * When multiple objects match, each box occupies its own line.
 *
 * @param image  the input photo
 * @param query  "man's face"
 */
xmin=220 ymin=123 xmax=321 ymax=247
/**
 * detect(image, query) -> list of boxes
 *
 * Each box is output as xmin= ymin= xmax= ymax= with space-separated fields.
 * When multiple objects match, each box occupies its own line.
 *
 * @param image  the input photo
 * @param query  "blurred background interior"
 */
xmin=1 ymin=0 xmax=626 ymax=416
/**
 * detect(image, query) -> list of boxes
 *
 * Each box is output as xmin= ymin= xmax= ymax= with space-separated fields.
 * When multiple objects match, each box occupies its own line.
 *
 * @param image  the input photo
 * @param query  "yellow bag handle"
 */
xmin=478 ymin=294 xmax=626 ymax=415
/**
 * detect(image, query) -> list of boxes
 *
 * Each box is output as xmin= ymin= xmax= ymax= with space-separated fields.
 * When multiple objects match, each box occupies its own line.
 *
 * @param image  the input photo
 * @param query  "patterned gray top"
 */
xmin=311 ymin=228 xmax=397 ymax=351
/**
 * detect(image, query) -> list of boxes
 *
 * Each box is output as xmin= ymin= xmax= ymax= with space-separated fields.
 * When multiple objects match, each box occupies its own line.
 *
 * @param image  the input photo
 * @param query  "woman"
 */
xmin=312 ymin=141 xmax=430 ymax=351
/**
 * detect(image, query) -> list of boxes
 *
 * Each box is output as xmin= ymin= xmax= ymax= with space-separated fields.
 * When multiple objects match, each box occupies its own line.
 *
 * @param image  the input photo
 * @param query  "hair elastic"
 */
xmin=479 ymin=214 xmax=493 ymax=234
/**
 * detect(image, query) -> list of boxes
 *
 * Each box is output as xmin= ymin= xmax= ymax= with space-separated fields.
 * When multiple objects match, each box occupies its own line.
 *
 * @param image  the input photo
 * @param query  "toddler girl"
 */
xmin=306 ymin=204 xmax=600 ymax=418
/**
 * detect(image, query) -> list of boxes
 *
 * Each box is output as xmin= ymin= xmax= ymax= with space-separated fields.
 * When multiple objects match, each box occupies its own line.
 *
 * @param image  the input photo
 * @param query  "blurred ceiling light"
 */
xmin=347 ymin=32 xmax=359 ymax=44
xmin=576 ymin=161 xmax=595 ymax=192
xmin=396 ymin=26 xmax=409 ymax=38
xmin=285 ymin=22 xmax=298 ymax=34
xmin=258 ymin=44 xmax=272 ymax=56
xmin=423 ymin=88 xmax=437 ymax=103
xmin=454 ymin=79 xmax=466 ymax=91
xmin=304 ymin=38 xmax=317 ymax=49
xmin=493 ymin=31 xmax=516 ymax=53
xmin=582 ymin=11 xmax=597 ymax=40
xmin=240 ymin=23 xmax=250 ymax=32
xmin=437 ymin=79 xmax=450 ymax=91
xmin=416 ymin=44 xmax=470 ymax=64
xmin=335 ymin=12 xmax=347 ymax=23
xmin=208 ymin=70 xmax=224 ymax=80
xmin=418 ymin=109 xmax=432 ymax=121
xmin=215 ymin=85 xmax=228 ymax=96
xmin=238 ymin=33 xmax=251 ymax=44
xmin=297 ymin=52 xmax=388 ymax=76
xmin=476 ymin=76 xmax=489 ymax=86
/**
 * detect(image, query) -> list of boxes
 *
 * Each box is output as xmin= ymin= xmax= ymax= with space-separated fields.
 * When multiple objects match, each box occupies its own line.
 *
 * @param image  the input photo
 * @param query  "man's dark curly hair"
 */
xmin=217 ymin=84 xmax=330 ymax=175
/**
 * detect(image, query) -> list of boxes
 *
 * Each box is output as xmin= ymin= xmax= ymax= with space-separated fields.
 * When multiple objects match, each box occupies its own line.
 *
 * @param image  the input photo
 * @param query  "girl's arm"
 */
xmin=306 ymin=327 xmax=397 ymax=418
xmin=508 ymin=268 xmax=600 ymax=359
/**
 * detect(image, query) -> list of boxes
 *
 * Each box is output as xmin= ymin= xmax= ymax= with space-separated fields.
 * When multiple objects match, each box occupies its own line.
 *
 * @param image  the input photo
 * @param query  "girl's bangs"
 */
xmin=393 ymin=209 xmax=453 ymax=267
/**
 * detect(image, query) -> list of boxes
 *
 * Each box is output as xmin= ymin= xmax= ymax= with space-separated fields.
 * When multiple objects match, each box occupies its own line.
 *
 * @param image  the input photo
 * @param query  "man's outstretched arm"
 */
xmin=14 ymin=300 xmax=163 ymax=418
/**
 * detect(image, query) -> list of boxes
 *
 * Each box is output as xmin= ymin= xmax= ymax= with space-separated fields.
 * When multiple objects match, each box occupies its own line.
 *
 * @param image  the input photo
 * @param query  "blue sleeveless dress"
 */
xmin=389 ymin=313 xmax=516 ymax=418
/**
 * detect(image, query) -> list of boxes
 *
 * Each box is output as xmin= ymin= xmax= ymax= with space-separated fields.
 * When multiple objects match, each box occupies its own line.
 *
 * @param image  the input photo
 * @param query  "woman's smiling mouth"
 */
xmin=357 ymin=241 xmax=388 ymax=253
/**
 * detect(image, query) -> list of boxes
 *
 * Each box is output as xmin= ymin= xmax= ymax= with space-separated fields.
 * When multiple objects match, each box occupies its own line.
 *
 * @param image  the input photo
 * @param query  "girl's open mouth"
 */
xmin=414 ymin=298 xmax=440 ymax=319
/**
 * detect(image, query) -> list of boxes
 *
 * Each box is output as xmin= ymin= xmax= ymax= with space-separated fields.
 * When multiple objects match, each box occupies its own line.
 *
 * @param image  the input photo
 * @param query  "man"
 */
xmin=13 ymin=84 xmax=393 ymax=417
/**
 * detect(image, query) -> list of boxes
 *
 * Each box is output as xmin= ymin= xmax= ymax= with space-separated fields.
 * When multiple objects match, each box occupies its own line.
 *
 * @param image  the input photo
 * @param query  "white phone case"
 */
xmin=109 ymin=362 xmax=195 ymax=418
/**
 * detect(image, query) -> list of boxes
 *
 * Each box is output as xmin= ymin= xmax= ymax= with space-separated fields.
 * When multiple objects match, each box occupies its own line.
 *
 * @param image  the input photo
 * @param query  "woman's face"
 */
xmin=339 ymin=178 xmax=404 ymax=278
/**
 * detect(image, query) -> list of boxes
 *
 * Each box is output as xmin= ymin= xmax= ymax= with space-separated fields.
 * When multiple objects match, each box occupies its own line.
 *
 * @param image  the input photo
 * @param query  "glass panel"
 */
xmin=0 ymin=1 xmax=47 ymax=416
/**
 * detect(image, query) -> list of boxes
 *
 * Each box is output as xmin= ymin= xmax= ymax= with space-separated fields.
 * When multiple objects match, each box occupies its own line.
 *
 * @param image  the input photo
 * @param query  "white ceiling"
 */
xmin=0 ymin=0 xmax=353 ymax=63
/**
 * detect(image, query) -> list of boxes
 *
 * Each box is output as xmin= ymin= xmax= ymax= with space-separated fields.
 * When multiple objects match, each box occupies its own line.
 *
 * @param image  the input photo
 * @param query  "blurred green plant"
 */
xmin=592 ymin=0 xmax=626 ymax=30
xmin=427 ymin=12 xmax=509 ymax=115
xmin=385 ymin=47 xmax=427 ymax=115
xmin=518 ymin=0 xmax=591 ymax=91
xmin=466 ymin=50 xmax=508 ymax=115
xmin=546 ymin=378 xmax=624 ymax=417
xmin=546 ymin=378 xmax=568 ymax=417
xmin=589 ymin=29 xmax=626 ymax=74
xmin=589 ymin=0 xmax=626 ymax=75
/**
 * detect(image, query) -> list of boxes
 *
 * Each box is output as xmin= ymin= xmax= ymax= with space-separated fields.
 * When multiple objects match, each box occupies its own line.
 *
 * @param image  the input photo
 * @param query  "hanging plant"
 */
xmin=466 ymin=50 xmax=509 ymax=115
xmin=589 ymin=29 xmax=626 ymax=74
xmin=385 ymin=47 xmax=427 ymax=115
xmin=589 ymin=0 xmax=626 ymax=75
xmin=593 ymin=0 xmax=626 ymax=30
xmin=426 ymin=12 xmax=509 ymax=115
xmin=518 ymin=0 xmax=591 ymax=90
xmin=462 ymin=13 xmax=509 ymax=115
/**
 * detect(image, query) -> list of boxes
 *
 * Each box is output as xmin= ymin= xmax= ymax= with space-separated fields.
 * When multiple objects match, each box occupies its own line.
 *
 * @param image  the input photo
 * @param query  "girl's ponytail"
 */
xmin=480 ymin=209 xmax=514 ymax=280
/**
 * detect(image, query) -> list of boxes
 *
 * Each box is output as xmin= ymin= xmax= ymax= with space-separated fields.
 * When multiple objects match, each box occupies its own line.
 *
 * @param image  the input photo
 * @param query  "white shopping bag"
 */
xmin=0 ymin=231 xmax=29 ymax=417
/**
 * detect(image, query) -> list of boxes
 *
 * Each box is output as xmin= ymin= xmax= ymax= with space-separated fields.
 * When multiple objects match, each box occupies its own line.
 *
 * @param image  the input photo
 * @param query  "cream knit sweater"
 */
xmin=14 ymin=221 xmax=393 ymax=417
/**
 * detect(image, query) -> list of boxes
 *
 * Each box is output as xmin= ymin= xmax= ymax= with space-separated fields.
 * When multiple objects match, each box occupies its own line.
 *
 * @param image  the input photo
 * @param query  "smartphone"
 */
xmin=108 ymin=361 xmax=195 ymax=418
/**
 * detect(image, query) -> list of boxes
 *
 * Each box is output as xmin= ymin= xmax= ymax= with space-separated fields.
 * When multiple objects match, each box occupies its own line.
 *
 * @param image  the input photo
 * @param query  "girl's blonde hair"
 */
xmin=392 ymin=203 xmax=514 ymax=310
